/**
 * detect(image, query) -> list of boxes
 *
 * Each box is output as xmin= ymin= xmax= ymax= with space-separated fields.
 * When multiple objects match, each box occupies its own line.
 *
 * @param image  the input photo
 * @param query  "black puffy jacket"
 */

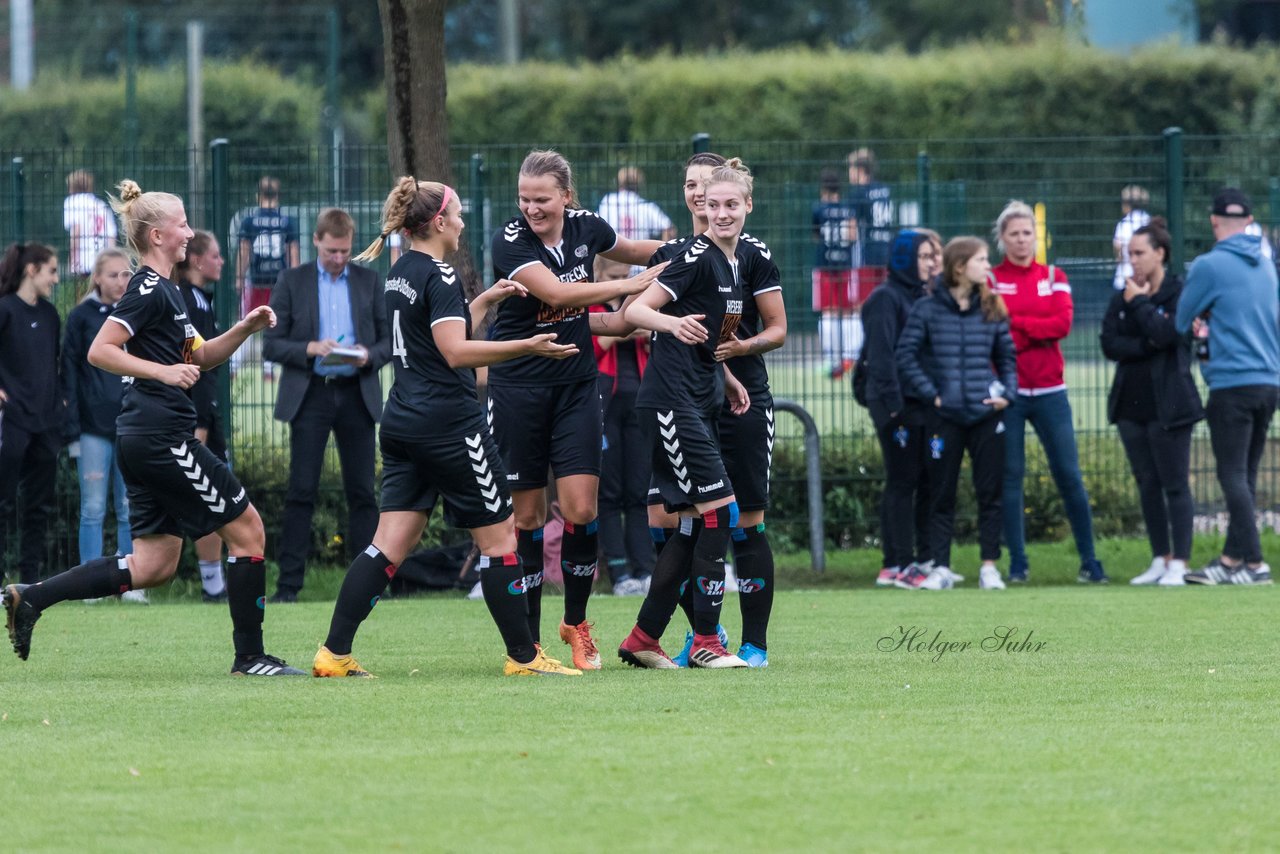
xmin=896 ymin=284 xmax=1018 ymax=426
xmin=860 ymin=230 xmax=930 ymax=428
xmin=1099 ymin=274 xmax=1204 ymax=429
xmin=61 ymin=293 xmax=124 ymax=441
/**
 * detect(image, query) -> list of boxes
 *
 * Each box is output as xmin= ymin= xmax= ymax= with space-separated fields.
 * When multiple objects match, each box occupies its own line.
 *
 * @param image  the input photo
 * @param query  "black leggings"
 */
xmin=874 ymin=418 xmax=929 ymax=569
xmin=1116 ymin=419 xmax=1194 ymax=560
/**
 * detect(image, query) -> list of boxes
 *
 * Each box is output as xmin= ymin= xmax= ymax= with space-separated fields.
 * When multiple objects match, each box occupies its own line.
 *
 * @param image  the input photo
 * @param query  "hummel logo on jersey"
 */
xmin=139 ymin=272 xmax=159 ymax=294
xmin=465 ymin=433 xmax=502 ymax=512
xmin=696 ymin=479 xmax=725 ymax=494
xmin=683 ymin=239 xmax=709 ymax=265
xmin=741 ymin=233 xmax=771 ymax=260
xmin=437 ymin=261 xmax=457 ymax=286
xmin=170 ymin=442 xmax=225 ymax=513
xmin=503 ymin=222 xmax=523 ymax=243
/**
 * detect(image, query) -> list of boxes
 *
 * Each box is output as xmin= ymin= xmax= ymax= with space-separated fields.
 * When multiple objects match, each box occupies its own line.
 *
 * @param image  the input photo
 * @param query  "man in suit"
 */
xmin=264 ymin=208 xmax=391 ymax=602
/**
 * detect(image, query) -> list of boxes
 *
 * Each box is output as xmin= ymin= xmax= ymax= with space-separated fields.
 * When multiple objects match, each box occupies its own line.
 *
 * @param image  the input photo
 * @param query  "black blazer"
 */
xmin=1099 ymin=274 xmax=1204 ymax=430
xmin=264 ymin=261 xmax=391 ymax=424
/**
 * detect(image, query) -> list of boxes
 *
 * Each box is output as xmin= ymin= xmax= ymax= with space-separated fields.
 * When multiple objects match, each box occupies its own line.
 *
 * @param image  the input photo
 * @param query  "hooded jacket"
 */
xmin=896 ymin=283 xmax=1018 ymax=426
xmin=1100 ymin=274 xmax=1204 ymax=429
xmin=859 ymin=231 xmax=930 ymax=428
xmin=1174 ymin=232 xmax=1280 ymax=391
xmin=61 ymin=292 xmax=124 ymax=440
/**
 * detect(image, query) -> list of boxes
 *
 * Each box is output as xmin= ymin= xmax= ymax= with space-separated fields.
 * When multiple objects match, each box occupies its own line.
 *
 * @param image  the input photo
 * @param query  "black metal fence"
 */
xmin=5 ymin=132 xmax=1280 ymax=572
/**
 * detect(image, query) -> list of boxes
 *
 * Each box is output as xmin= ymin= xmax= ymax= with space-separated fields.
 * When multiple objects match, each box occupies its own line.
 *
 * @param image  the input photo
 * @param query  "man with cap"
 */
xmin=1175 ymin=188 xmax=1280 ymax=585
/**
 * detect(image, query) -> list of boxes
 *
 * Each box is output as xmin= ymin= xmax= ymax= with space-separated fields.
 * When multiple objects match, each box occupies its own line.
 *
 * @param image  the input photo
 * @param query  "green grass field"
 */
xmin=5 ymin=536 xmax=1280 ymax=852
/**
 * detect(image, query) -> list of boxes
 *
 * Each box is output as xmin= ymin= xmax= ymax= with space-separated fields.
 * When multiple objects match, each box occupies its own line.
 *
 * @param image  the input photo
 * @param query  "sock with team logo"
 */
xmin=733 ymin=523 xmax=774 ymax=650
xmin=517 ymin=527 xmax=544 ymax=643
xmin=560 ymin=519 xmax=598 ymax=626
xmin=637 ymin=517 xmax=696 ymax=640
xmin=691 ymin=505 xmax=737 ymax=637
xmin=226 ymin=554 xmax=266 ymax=658
xmin=21 ymin=556 xmax=132 ymax=611
xmin=324 ymin=545 xmax=395 ymax=656
xmin=479 ymin=553 xmax=537 ymax=664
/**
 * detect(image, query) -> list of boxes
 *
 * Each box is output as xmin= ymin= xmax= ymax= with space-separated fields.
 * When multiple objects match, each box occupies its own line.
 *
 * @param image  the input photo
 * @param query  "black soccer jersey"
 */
xmin=725 ymin=232 xmax=782 ymax=399
xmin=487 ymin=210 xmax=617 ymax=387
xmin=380 ymin=250 xmax=483 ymax=439
xmin=636 ymin=235 xmax=744 ymax=415
xmin=109 ymin=267 xmax=200 ymax=436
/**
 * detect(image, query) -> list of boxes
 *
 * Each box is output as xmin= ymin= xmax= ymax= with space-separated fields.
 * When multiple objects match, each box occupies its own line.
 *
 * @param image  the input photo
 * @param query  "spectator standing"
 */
xmin=1176 ymin=189 xmax=1280 ymax=586
xmin=175 ymin=231 xmax=231 ymax=602
xmin=1100 ymin=218 xmax=1203 ymax=586
xmin=597 ymin=166 xmax=677 ymax=249
xmin=236 ymin=176 xmax=299 ymax=379
xmin=592 ymin=255 xmax=654 ymax=596
xmin=896 ymin=236 xmax=1017 ymax=591
xmin=0 ymin=243 xmax=62 ymax=586
xmin=861 ymin=231 xmax=936 ymax=588
xmin=263 ymin=208 xmax=391 ymax=602
xmin=812 ymin=169 xmax=858 ymax=379
xmin=1112 ymin=185 xmax=1151 ymax=291
xmin=993 ymin=200 xmax=1107 ymax=584
xmin=63 ymin=170 xmax=118 ymax=279
xmin=848 ymin=148 xmax=894 ymax=307
xmin=61 ymin=247 xmax=146 ymax=602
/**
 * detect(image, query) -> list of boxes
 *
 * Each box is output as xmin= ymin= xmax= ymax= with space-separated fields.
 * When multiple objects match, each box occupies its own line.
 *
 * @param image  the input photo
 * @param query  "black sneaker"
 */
xmin=3 ymin=584 xmax=40 ymax=661
xmin=268 ymin=590 xmax=298 ymax=604
xmin=1077 ymin=560 xmax=1110 ymax=585
xmin=231 ymin=653 xmax=306 ymax=676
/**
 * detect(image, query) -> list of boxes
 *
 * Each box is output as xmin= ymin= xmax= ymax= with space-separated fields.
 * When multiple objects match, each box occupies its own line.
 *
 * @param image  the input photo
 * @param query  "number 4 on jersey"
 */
xmin=392 ymin=309 xmax=409 ymax=368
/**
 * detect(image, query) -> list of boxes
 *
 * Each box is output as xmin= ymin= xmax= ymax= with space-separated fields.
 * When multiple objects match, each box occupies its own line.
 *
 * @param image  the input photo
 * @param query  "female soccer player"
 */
xmin=0 ymin=243 xmax=61 ymax=588
xmin=3 ymin=181 xmax=298 ymax=675
xmin=313 ymin=177 xmax=582 ymax=678
xmin=896 ymin=236 xmax=1017 ymax=590
xmin=993 ymin=201 xmax=1105 ymax=584
xmin=175 ymin=230 xmax=230 ymax=602
xmin=486 ymin=150 xmax=666 ymax=670
xmin=617 ymin=159 xmax=763 ymax=670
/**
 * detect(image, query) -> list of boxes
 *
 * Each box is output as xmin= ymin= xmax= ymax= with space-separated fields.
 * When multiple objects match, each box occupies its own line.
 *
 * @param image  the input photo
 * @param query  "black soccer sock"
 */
xmin=226 ymin=554 xmax=266 ymax=658
xmin=21 ymin=556 xmax=131 ymax=611
xmin=560 ymin=519 xmax=598 ymax=627
xmin=733 ymin=523 xmax=775 ymax=650
xmin=517 ymin=527 xmax=544 ymax=644
xmin=636 ymin=517 xmax=696 ymax=640
xmin=324 ymin=545 xmax=396 ymax=656
xmin=677 ymin=520 xmax=703 ymax=628
xmin=479 ymin=553 xmax=537 ymax=664
xmin=691 ymin=505 xmax=736 ymax=637
xmin=650 ymin=526 xmax=679 ymax=558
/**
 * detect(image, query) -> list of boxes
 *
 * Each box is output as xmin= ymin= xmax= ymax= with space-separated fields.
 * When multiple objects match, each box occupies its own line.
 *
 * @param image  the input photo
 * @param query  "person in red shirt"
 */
xmin=991 ymin=201 xmax=1107 ymax=584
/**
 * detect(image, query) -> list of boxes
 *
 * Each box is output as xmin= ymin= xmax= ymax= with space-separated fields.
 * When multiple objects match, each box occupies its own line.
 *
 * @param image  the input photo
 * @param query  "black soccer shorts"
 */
xmin=719 ymin=395 xmax=774 ymax=512
xmin=379 ymin=427 xmax=514 ymax=530
xmin=638 ymin=406 xmax=735 ymax=513
xmin=487 ymin=377 xmax=602 ymax=489
xmin=116 ymin=431 xmax=250 ymax=540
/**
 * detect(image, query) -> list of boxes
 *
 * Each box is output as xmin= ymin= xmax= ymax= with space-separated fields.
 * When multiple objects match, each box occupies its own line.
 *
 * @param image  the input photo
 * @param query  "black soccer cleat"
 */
xmin=230 ymin=653 xmax=307 ymax=677
xmin=3 ymin=584 xmax=41 ymax=661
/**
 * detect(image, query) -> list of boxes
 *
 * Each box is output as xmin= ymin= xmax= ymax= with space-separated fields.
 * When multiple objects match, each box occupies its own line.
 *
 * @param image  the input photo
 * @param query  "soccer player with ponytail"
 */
xmin=617 ymin=159 xmax=761 ymax=670
xmin=313 ymin=177 xmax=581 ymax=678
xmin=3 ymin=181 xmax=297 ymax=675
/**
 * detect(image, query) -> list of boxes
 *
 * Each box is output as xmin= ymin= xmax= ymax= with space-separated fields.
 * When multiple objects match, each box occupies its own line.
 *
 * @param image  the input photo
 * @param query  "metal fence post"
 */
xmin=917 ymin=150 xmax=931 ymax=227
xmin=691 ymin=133 xmax=710 ymax=154
xmin=470 ymin=153 xmax=488 ymax=282
xmin=10 ymin=157 xmax=23 ymax=242
xmin=124 ymin=9 xmax=139 ymax=177
xmin=326 ymin=5 xmax=343 ymax=198
xmin=210 ymin=139 xmax=234 ymax=452
xmin=774 ymin=399 xmax=825 ymax=573
xmin=1164 ymin=127 xmax=1185 ymax=274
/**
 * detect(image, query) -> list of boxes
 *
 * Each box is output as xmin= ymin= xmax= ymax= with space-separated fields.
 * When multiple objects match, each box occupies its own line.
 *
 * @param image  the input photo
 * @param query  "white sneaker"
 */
xmin=938 ymin=566 xmax=965 ymax=584
xmin=919 ymin=568 xmax=954 ymax=590
xmin=612 ymin=577 xmax=646 ymax=597
xmin=466 ymin=579 xmax=484 ymax=600
xmin=121 ymin=589 xmax=149 ymax=604
xmin=979 ymin=565 xmax=1006 ymax=590
xmin=1158 ymin=560 xmax=1187 ymax=586
xmin=1130 ymin=556 xmax=1167 ymax=585
xmin=724 ymin=563 xmax=739 ymax=593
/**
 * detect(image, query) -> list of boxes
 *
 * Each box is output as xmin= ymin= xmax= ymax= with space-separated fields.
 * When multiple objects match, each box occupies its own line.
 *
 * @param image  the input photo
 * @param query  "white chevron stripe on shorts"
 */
xmin=657 ymin=410 xmax=690 ymax=494
xmin=171 ymin=442 xmax=225 ymax=514
xmin=765 ymin=407 xmax=775 ymax=488
xmin=467 ymin=432 xmax=503 ymax=513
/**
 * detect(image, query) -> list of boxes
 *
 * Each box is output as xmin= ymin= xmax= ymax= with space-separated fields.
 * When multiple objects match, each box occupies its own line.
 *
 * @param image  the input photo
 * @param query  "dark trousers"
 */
xmin=926 ymin=414 xmax=1004 ymax=569
xmin=1116 ymin=419 xmax=1194 ymax=560
xmin=275 ymin=377 xmax=378 ymax=593
xmin=0 ymin=418 xmax=59 ymax=584
xmin=1205 ymin=385 xmax=1278 ymax=563
xmin=874 ymin=418 xmax=929 ymax=569
xmin=599 ymin=386 xmax=654 ymax=582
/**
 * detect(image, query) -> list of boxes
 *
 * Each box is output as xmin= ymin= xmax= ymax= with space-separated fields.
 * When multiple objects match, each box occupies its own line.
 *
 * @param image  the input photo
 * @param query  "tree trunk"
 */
xmin=377 ymin=0 xmax=481 ymax=296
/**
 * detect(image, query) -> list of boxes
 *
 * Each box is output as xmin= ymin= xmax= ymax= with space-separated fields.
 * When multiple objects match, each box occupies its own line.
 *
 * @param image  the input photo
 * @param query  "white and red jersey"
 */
xmin=991 ymin=259 xmax=1072 ymax=395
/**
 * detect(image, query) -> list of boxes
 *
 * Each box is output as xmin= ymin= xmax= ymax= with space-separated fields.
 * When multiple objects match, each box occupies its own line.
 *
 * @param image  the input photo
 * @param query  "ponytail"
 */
xmin=356 ymin=176 xmax=452 ymax=262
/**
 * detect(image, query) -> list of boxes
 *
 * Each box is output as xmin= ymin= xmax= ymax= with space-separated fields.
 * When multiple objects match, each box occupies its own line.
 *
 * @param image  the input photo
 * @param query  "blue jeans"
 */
xmin=77 ymin=433 xmax=132 ymax=562
xmin=1001 ymin=391 xmax=1096 ymax=571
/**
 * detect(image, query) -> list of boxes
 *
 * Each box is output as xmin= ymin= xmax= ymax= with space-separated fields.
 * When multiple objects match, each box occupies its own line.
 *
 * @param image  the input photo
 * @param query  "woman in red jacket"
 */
xmin=992 ymin=201 xmax=1106 ymax=585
